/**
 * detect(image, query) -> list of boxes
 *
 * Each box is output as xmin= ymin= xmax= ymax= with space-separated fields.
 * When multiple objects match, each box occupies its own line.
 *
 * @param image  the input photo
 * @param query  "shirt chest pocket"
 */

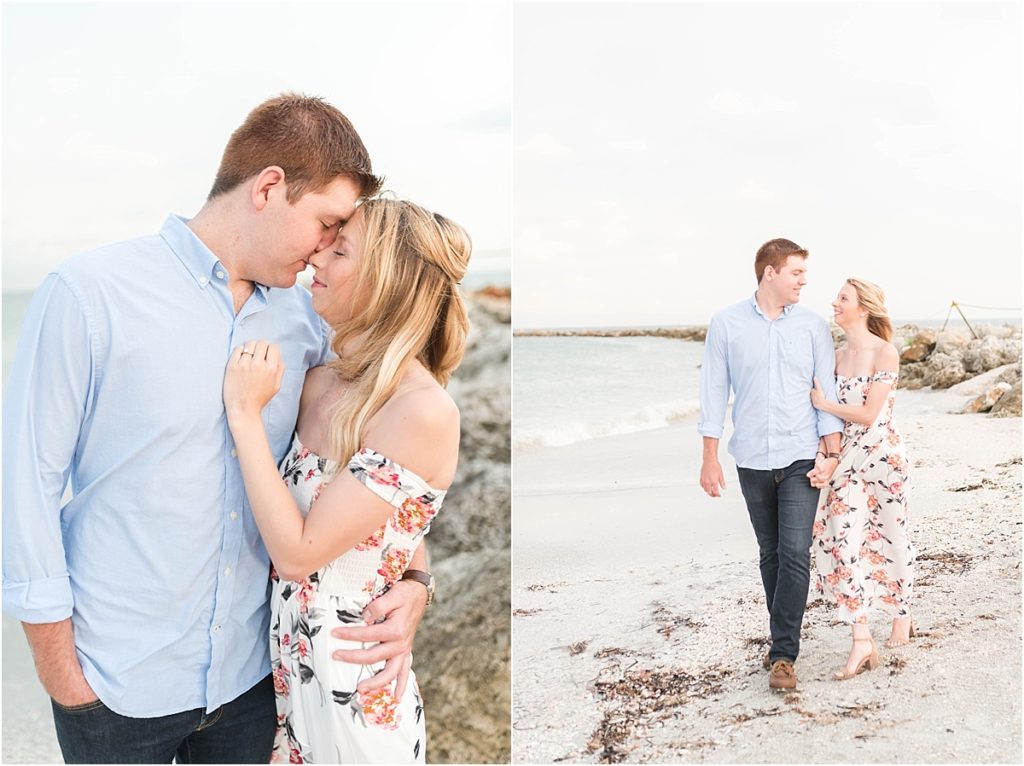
xmin=264 ymin=369 xmax=306 ymax=459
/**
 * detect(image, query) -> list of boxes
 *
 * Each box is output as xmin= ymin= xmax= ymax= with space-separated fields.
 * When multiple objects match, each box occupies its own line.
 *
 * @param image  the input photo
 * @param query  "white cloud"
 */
xmin=607 ymin=139 xmax=648 ymax=154
xmin=709 ymin=90 xmax=798 ymax=116
xmin=514 ymin=226 xmax=573 ymax=264
xmin=739 ymin=179 xmax=776 ymax=201
xmin=518 ymin=133 xmax=568 ymax=158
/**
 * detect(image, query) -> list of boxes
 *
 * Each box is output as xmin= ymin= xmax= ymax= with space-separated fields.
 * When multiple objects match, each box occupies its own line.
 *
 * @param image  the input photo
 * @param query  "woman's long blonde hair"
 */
xmin=846 ymin=278 xmax=893 ymax=342
xmin=323 ymin=198 xmax=471 ymax=468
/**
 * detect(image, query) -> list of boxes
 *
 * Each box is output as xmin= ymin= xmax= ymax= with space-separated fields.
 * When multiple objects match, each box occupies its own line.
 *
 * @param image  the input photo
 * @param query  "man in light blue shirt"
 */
xmin=698 ymin=238 xmax=843 ymax=691
xmin=3 ymin=94 xmax=431 ymax=762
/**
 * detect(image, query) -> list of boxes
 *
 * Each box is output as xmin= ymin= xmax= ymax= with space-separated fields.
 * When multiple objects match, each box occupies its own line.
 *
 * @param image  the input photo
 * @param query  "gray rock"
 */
xmin=899 ymin=364 xmax=928 ymax=390
xmin=417 ymin=550 xmax=511 ymax=764
xmin=459 ymin=300 xmax=511 ymax=382
xmin=935 ymin=330 xmax=971 ymax=356
xmin=451 ymin=379 xmax=511 ymax=464
xmin=923 ymin=352 xmax=968 ymax=389
xmin=416 ymin=290 xmax=509 ymax=763
xmin=990 ymin=381 xmax=1022 ymax=418
xmin=429 ymin=459 xmax=510 ymax=560
xmin=961 ymin=336 xmax=1022 ymax=374
xmin=961 ymin=382 xmax=1012 ymax=413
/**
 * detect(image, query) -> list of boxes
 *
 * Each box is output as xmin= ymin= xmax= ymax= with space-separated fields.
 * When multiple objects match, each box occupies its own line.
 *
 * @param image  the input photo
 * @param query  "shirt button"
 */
xmin=230 ymin=448 xmax=237 ymax=457
xmin=223 ymin=567 xmax=232 ymax=576
xmin=230 ymin=511 xmax=238 ymax=521
xmin=199 ymin=276 xmax=208 ymax=285
xmin=212 ymin=625 xmax=221 ymax=633
xmin=216 ymin=270 xmax=225 ymax=279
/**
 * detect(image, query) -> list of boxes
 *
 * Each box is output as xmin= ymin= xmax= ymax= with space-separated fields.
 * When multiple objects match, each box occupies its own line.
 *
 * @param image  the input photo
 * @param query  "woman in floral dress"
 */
xmin=809 ymin=278 xmax=915 ymax=681
xmin=222 ymin=199 xmax=471 ymax=762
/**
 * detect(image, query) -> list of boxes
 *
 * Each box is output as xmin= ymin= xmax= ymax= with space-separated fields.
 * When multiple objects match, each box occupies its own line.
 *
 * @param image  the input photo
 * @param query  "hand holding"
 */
xmin=330 ymin=579 xmax=428 ymax=697
xmin=807 ymin=455 xmax=838 ymax=488
xmin=223 ymin=341 xmax=284 ymax=424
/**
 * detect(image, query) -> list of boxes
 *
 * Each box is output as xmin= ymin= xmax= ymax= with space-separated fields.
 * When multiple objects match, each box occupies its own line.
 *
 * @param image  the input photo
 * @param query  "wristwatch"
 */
xmin=401 ymin=569 xmax=435 ymax=606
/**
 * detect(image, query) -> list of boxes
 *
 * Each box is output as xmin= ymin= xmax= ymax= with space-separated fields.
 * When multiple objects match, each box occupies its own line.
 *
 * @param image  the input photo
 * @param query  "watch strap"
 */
xmin=401 ymin=569 xmax=434 ymax=605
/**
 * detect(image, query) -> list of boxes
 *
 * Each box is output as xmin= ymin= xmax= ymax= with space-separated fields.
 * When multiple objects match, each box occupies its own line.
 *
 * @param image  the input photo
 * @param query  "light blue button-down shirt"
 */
xmin=2 ymin=215 xmax=331 ymax=717
xmin=698 ymin=294 xmax=844 ymax=470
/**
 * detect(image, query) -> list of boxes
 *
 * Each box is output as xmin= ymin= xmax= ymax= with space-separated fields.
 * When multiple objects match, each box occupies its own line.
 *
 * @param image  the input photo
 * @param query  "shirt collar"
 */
xmin=160 ymin=215 xmax=222 ymax=290
xmin=749 ymin=292 xmax=795 ymax=319
xmin=159 ymin=215 xmax=270 ymax=298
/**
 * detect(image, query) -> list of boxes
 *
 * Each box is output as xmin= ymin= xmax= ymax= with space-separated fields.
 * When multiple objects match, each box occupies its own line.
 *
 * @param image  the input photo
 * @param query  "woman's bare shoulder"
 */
xmin=873 ymin=341 xmax=900 ymax=371
xmin=363 ymin=382 xmax=461 ymax=487
xmin=378 ymin=383 xmax=460 ymax=441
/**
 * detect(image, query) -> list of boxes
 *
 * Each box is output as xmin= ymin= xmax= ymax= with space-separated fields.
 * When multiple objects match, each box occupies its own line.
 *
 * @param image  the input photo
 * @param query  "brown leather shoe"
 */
xmin=768 ymin=660 xmax=797 ymax=690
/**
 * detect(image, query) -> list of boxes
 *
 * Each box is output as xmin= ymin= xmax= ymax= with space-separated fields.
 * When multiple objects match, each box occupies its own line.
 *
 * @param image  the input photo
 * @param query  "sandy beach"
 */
xmin=512 ymin=388 xmax=1021 ymax=763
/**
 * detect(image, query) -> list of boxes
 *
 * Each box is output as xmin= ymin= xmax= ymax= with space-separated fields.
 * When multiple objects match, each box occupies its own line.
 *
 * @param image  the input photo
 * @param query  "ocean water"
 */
xmin=513 ymin=335 xmax=704 ymax=451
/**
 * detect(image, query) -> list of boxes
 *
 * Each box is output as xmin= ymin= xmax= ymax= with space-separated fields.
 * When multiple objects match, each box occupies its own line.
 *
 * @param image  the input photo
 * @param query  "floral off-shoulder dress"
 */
xmin=812 ymin=371 xmax=915 ymax=625
xmin=269 ymin=434 xmax=444 ymax=764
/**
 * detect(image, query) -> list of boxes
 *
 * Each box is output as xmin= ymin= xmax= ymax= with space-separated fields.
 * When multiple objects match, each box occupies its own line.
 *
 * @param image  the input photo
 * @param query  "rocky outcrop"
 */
xmin=923 ymin=351 xmax=970 ymax=389
xmin=414 ymin=551 xmax=511 ymax=764
xmin=784 ymin=321 xmax=1018 ymax=412
xmin=961 ymin=335 xmax=1022 ymax=374
xmin=893 ymin=325 xmax=1022 ymax=409
xmin=416 ymin=288 xmax=510 ymax=764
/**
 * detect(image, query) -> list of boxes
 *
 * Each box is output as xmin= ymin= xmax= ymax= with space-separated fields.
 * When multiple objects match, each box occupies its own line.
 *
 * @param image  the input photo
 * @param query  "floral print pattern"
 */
xmin=813 ymin=372 xmax=915 ymax=624
xmin=359 ymin=688 xmax=403 ymax=730
xmin=354 ymin=523 xmax=386 ymax=551
xmin=391 ymin=497 xmax=438 ymax=535
xmin=377 ymin=545 xmax=412 ymax=588
xmin=269 ymin=434 xmax=443 ymax=763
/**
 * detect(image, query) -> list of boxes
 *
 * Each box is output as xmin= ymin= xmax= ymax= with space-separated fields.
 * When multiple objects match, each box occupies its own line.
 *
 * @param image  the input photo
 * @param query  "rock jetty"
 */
xmin=891 ymin=324 xmax=1022 ymax=416
xmin=515 ymin=326 xmax=706 ymax=342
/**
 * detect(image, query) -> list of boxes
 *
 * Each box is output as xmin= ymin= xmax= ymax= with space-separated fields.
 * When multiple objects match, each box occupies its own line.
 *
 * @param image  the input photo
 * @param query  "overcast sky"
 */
xmin=514 ymin=1 xmax=1022 ymax=327
xmin=2 ymin=1 xmax=510 ymax=291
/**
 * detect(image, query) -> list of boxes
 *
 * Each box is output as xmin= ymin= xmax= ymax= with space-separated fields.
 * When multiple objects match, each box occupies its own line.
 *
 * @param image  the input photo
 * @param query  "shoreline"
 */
xmin=512 ymin=388 xmax=1022 ymax=763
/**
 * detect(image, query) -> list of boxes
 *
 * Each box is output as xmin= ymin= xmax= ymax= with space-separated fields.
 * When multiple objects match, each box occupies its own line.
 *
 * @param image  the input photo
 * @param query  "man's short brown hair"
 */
xmin=754 ymin=238 xmax=808 ymax=283
xmin=208 ymin=93 xmax=383 ymax=203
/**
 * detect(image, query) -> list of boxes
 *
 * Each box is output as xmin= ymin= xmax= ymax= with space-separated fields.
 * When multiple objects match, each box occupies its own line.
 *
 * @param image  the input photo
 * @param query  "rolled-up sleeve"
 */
xmin=3 ymin=274 xmax=95 ymax=623
xmin=812 ymin=321 xmax=844 ymax=437
xmin=698 ymin=315 xmax=730 ymax=439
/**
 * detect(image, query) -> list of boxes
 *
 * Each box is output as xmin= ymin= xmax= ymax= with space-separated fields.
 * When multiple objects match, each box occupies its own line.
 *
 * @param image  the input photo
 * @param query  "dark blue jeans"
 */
xmin=736 ymin=459 xmax=819 ymax=664
xmin=51 ymin=674 xmax=275 ymax=764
